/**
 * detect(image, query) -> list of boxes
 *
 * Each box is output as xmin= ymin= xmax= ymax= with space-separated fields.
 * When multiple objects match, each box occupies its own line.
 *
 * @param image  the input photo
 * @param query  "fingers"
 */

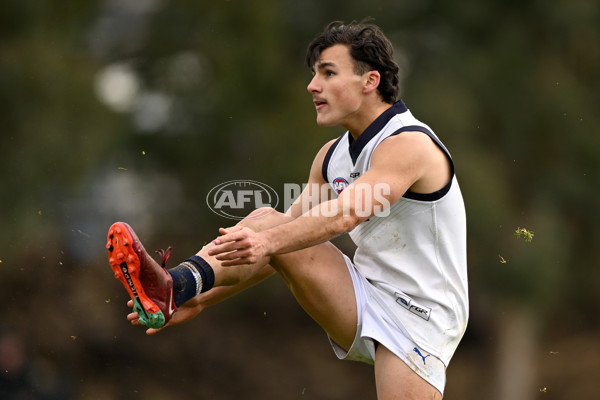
xmin=127 ymin=311 xmax=138 ymax=321
xmin=126 ymin=300 xmax=140 ymax=325
xmin=208 ymin=241 xmax=247 ymax=257
xmin=208 ymin=229 xmax=251 ymax=259
xmin=216 ymin=226 xmax=243 ymax=239
xmin=125 ymin=301 xmax=148 ymax=328
xmin=124 ymin=301 xmax=169 ymax=334
xmin=124 ymin=296 xmax=208 ymax=335
xmin=207 ymin=226 xmax=267 ymax=266
xmin=220 ymin=258 xmax=250 ymax=267
xmin=126 ymin=310 xmax=167 ymax=334
xmin=127 ymin=311 xmax=143 ymax=327
xmin=212 ymin=228 xmax=248 ymax=247
xmin=219 ymin=225 xmax=243 ymax=234
xmin=220 ymin=249 xmax=257 ymax=265
xmin=211 ymin=246 xmax=251 ymax=260
xmin=208 ymin=245 xmax=255 ymax=266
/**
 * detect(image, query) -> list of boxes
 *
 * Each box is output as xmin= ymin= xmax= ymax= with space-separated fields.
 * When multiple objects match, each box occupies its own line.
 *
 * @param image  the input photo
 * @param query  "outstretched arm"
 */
xmin=128 ymin=264 xmax=275 ymax=334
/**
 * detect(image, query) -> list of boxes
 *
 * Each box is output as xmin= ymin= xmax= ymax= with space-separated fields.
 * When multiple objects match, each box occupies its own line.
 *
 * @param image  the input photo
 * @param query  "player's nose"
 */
xmin=307 ymin=75 xmax=321 ymax=94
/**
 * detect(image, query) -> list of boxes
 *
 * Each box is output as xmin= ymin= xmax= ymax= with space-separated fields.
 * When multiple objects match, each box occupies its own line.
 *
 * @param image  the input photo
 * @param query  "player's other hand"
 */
xmin=126 ymin=297 xmax=205 ymax=335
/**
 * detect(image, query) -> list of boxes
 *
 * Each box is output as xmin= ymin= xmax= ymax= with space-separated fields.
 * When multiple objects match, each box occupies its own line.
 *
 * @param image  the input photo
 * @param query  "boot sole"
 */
xmin=107 ymin=222 xmax=166 ymax=329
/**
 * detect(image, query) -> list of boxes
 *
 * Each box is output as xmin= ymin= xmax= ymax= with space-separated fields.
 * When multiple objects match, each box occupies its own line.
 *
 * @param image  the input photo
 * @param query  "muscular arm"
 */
xmin=210 ymin=132 xmax=450 ymax=265
xmin=265 ymin=133 xmax=426 ymax=252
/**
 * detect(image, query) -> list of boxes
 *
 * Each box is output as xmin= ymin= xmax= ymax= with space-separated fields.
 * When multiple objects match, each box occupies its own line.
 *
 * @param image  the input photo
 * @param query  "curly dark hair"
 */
xmin=306 ymin=21 xmax=400 ymax=104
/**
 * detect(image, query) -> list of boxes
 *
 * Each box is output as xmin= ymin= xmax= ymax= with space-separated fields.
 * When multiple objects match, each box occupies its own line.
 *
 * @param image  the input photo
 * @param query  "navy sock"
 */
xmin=168 ymin=255 xmax=215 ymax=307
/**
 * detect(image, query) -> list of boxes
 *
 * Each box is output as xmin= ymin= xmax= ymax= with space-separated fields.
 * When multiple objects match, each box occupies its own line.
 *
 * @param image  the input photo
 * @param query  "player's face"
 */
xmin=307 ymin=44 xmax=367 ymax=130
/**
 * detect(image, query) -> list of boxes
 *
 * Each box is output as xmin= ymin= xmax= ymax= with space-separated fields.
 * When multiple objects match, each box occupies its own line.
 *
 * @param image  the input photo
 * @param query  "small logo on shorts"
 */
xmin=394 ymin=291 xmax=431 ymax=321
xmin=396 ymin=294 xmax=410 ymax=307
xmin=413 ymin=347 xmax=431 ymax=365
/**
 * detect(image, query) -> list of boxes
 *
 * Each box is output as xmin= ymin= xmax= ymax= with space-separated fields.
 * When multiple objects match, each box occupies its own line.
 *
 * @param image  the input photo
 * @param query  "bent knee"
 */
xmin=239 ymin=207 xmax=290 ymax=231
xmin=246 ymin=207 xmax=279 ymax=219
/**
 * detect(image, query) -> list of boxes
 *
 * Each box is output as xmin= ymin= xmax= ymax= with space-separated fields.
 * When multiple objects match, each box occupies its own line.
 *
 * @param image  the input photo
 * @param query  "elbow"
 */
xmin=321 ymin=198 xmax=365 ymax=234
xmin=336 ymin=212 xmax=362 ymax=233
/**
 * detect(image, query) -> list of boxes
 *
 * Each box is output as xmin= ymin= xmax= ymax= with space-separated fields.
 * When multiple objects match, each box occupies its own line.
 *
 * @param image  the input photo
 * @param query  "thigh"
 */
xmin=270 ymin=242 xmax=358 ymax=351
xmin=231 ymin=208 xmax=357 ymax=350
xmin=374 ymin=345 xmax=443 ymax=400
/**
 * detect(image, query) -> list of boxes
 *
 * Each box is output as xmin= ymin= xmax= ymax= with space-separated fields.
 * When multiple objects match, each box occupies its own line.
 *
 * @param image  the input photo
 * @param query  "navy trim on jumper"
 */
xmin=348 ymin=100 xmax=408 ymax=165
xmin=389 ymin=125 xmax=455 ymax=202
xmin=321 ymin=134 xmax=345 ymax=182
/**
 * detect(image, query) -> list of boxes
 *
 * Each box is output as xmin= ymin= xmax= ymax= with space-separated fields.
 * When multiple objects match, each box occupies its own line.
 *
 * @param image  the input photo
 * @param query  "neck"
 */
xmin=346 ymin=102 xmax=393 ymax=140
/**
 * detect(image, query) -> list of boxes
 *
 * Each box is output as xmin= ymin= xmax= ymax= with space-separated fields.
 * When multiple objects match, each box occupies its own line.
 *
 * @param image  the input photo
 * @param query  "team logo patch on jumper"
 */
xmin=332 ymin=177 xmax=349 ymax=194
xmin=394 ymin=291 xmax=432 ymax=321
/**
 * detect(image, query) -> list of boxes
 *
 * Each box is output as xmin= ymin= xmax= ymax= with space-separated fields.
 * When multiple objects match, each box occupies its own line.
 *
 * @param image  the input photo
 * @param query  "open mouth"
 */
xmin=314 ymin=99 xmax=327 ymax=109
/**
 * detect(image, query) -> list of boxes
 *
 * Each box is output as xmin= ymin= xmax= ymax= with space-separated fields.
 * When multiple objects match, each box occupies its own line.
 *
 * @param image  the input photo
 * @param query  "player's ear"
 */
xmin=363 ymin=70 xmax=381 ymax=94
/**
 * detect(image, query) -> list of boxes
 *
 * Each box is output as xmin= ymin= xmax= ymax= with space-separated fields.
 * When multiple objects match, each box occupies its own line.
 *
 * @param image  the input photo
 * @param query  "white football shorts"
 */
xmin=328 ymin=254 xmax=447 ymax=394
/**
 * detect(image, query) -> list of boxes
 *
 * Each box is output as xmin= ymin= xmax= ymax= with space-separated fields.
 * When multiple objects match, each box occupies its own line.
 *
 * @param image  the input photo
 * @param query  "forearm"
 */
xmin=198 ymin=264 xmax=276 ymax=308
xmin=263 ymin=198 xmax=359 ymax=255
xmin=208 ymin=191 xmax=366 ymax=267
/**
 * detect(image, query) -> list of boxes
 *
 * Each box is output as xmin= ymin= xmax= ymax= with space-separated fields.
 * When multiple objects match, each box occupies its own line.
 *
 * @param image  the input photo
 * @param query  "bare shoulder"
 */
xmin=371 ymin=131 xmax=451 ymax=193
xmin=308 ymin=138 xmax=338 ymax=181
xmin=316 ymin=138 xmax=339 ymax=159
xmin=379 ymin=131 xmax=438 ymax=155
xmin=372 ymin=131 xmax=440 ymax=166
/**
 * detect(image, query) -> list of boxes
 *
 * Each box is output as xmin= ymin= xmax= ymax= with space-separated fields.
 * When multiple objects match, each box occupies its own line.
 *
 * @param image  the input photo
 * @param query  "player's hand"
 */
xmin=126 ymin=297 xmax=205 ymax=335
xmin=208 ymin=226 xmax=269 ymax=266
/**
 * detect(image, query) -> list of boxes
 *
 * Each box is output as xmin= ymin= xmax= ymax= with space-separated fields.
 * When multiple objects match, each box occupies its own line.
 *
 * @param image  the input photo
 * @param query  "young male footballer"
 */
xmin=106 ymin=21 xmax=468 ymax=399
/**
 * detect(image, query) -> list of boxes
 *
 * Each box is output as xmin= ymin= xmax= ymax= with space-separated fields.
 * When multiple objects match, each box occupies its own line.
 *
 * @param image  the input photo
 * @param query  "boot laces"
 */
xmin=155 ymin=247 xmax=173 ymax=268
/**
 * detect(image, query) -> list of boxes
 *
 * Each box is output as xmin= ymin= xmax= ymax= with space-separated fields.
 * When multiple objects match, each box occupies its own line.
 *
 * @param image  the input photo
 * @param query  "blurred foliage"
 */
xmin=0 ymin=0 xmax=599 ymax=399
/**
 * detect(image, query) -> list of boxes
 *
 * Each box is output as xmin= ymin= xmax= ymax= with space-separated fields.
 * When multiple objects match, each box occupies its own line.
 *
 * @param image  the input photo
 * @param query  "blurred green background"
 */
xmin=1 ymin=0 xmax=599 ymax=399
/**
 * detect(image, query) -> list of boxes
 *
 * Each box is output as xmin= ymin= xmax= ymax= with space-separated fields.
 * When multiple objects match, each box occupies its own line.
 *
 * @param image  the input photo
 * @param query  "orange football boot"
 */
xmin=106 ymin=222 xmax=177 ymax=328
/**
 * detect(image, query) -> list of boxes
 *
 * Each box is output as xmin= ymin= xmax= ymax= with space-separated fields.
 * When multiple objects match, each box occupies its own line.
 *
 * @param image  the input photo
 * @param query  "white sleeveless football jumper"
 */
xmin=322 ymin=100 xmax=468 ymax=365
